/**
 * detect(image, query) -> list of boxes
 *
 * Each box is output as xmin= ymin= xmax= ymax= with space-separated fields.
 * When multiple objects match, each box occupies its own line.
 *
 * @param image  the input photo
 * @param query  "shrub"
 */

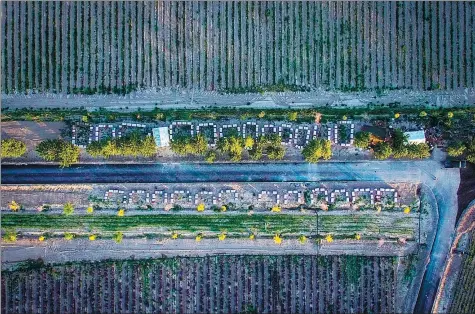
xmin=113 ymin=232 xmax=123 ymax=243
xmin=36 ymin=139 xmax=80 ymax=167
xmin=38 ymin=235 xmax=46 ymax=242
xmin=86 ymin=206 xmax=94 ymax=214
xmin=195 ymin=233 xmax=203 ymax=242
xmin=64 ymin=233 xmax=74 ymax=240
xmin=196 ymin=203 xmax=205 ymax=212
xmin=171 ymin=232 xmax=179 ymax=239
xmin=394 ymin=113 xmax=400 ymax=119
xmin=354 ymin=132 xmax=371 ymax=149
xmin=271 ymin=205 xmax=281 ymax=213
xmin=302 ymin=139 xmax=332 ymax=162
xmin=373 ymin=142 xmax=392 ymax=160
xmin=205 ymin=150 xmax=217 ymax=163
xmin=63 ymin=202 xmax=74 ymax=215
xmin=273 ymin=234 xmax=282 ymax=244
xmin=117 ymin=209 xmax=125 ymax=217
xmin=355 ymin=233 xmax=361 ymax=240
xmin=1 ymin=139 xmax=27 ymax=158
xmin=325 ymin=234 xmax=334 ymax=243
xmin=447 ymin=141 xmax=466 ymax=157
xmin=8 ymin=200 xmax=20 ymax=212
xmin=218 ymin=233 xmax=226 ymax=241
xmin=298 ymin=235 xmax=307 ymax=244
xmin=419 ymin=111 xmax=427 ymax=117
xmin=447 ymin=112 xmax=454 ymax=119
xmin=89 ymin=234 xmax=97 ymax=241
xmin=258 ymin=111 xmax=266 ymax=118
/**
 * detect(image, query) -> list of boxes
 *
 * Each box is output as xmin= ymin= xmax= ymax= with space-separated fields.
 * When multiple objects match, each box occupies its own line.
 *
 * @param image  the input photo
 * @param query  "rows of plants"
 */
xmin=449 ymin=230 xmax=475 ymax=313
xmin=1 ymin=211 xmax=417 ymax=242
xmin=1 ymin=1 xmax=473 ymax=93
xmin=1 ymin=255 xmax=399 ymax=314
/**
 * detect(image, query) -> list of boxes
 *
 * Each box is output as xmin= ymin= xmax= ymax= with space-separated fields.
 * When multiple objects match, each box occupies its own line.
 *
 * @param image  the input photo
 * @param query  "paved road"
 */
xmin=2 ymin=161 xmax=423 ymax=184
xmin=1 ymin=155 xmax=460 ymax=314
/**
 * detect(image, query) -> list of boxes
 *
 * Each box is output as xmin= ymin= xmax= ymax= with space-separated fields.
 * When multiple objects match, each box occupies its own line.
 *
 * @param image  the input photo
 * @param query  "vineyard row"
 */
xmin=1 ymin=1 xmax=474 ymax=94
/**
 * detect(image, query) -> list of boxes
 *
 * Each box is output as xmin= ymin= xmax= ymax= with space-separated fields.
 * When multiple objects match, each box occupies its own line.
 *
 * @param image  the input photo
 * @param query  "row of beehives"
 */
xmin=101 ymin=186 xmax=398 ymax=208
xmin=72 ymin=122 xmax=150 ymax=148
xmin=169 ymin=121 xmax=318 ymax=148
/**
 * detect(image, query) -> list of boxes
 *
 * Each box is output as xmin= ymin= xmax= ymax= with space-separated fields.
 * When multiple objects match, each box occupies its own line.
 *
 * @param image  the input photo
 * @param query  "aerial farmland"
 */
xmin=1 ymin=1 xmax=474 ymax=314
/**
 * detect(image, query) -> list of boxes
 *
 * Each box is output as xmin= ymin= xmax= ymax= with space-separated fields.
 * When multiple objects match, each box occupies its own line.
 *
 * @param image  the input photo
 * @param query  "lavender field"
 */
xmin=1 ymin=1 xmax=474 ymax=94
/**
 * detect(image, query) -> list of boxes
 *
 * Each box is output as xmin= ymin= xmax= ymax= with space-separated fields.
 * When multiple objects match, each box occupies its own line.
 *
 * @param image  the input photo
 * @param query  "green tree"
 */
xmin=288 ymin=111 xmax=298 ymax=121
xmin=465 ymin=140 xmax=475 ymax=164
xmin=353 ymin=132 xmax=371 ymax=149
xmin=217 ymin=135 xmax=244 ymax=161
xmin=63 ymin=202 xmax=74 ymax=215
xmin=406 ymin=143 xmax=431 ymax=159
xmin=302 ymin=139 xmax=332 ymax=163
xmin=36 ymin=139 xmax=80 ymax=167
xmin=170 ymin=133 xmax=207 ymax=156
xmin=373 ymin=142 xmax=392 ymax=160
xmin=244 ymin=136 xmax=254 ymax=149
xmin=1 ymin=138 xmax=27 ymax=158
xmin=419 ymin=111 xmax=427 ymax=117
xmin=205 ymin=150 xmax=217 ymax=163
xmin=447 ymin=142 xmax=466 ymax=157
xmin=391 ymin=129 xmax=409 ymax=158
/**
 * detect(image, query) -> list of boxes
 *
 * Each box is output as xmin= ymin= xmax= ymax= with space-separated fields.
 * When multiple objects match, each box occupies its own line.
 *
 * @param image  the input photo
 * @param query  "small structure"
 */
xmin=152 ymin=127 xmax=170 ymax=147
xmin=404 ymin=130 xmax=426 ymax=144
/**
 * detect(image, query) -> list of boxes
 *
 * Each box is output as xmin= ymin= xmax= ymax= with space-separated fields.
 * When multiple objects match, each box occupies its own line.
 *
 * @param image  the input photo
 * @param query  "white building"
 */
xmin=404 ymin=130 xmax=426 ymax=144
xmin=152 ymin=127 xmax=170 ymax=147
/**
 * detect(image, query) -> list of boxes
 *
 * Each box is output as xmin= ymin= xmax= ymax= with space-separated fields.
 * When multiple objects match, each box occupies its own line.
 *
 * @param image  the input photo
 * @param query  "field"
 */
xmin=1 ymin=255 xmax=399 ymax=313
xmin=448 ymin=230 xmax=475 ymax=313
xmin=1 ymin=212 xmax=417 ymax=240
xmin=1 ymin=1 xmax=474 ymax=94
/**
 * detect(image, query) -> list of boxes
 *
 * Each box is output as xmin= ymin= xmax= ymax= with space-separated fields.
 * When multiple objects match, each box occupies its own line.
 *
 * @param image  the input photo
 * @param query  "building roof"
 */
xmin=404 ymin=130 xmax=426 ymax=143
xmin=152 ymin=127 xmax=170 ymax=147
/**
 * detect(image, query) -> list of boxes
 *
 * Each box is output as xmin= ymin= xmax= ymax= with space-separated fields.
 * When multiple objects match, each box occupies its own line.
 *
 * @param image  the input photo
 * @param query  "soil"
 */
xmin=457 ymin=162 xmax=475 ymax=220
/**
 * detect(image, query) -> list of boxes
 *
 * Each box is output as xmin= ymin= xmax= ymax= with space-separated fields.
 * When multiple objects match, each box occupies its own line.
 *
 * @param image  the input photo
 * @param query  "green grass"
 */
xmin=2 ymin=213 xmax=416 ymax=238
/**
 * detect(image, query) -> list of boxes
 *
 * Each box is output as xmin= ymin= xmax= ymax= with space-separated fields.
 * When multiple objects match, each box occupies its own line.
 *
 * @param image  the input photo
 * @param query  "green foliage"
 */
xmin=391 ymin=129 xmax=409 ymax=158
xmin=406 ymin=143 xmax=431 ymax=159
xmin=244 ymin=136 xmax=254 ymax=149
xmin=353 ymin=131 xmax=371 ymax=149
xmin=170 ymin=133 xmax=207 ymax=156
xmin=63 ymin=203 xmax=74 ymax=215
xmin=1 ymin=138 xmax=27 ymax=158
xmin=249 ymin=134 xmax=286 ymax=161
xmin=36 ymin=139 xmax=80 ymax=167
xmin=217 ymin=135 xmax=245 ymax=161
xmin=288 ymin=111 xmax=298 ymax=121
xmin=466 ymin=140 xmax=475 ymax=163
xmin=302 ymin=139 xmax=332 ymax=163
xmin=86 ymin=132 xmax=157 ymax=158
xmin=373 ymin=142 xmax=392 ymax=160
xmin=447 ymin=141 xmax=466 ymax=157
xmin=113 ymin=232 xmax=124 ymax=243
xmin=205 ymin=150 xmax=217 ymax=163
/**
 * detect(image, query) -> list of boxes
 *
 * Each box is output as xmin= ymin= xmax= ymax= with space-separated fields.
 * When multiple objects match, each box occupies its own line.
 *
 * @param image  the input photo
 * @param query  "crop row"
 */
xmin=1 ymin=212 xmax=417 ymax=239
xmin=449 ymin=231 xmax=475 ymax=313
xmin=1 ymin=1 xmax=474 ymax=94
xmin=1 ymin=255 xmax=398 ymax=314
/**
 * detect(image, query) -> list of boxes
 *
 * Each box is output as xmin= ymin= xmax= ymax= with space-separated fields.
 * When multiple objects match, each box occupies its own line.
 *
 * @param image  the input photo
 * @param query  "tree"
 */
xmin=465 ymin=140 xmax=475 ymax=164
xmin=217 ymin=135 xmax=244 ymax=161
xmin=244 ymin=136 xmax=254 ymax=149
xmin=1 ymin=139 xmax=27 ymax=158
xmin=302 ymin=139 xmax=332 ymax=162
xmin=288 ymin=112 xmax=298 ymax=121
xmin=373 ymin=142 xmax=392 ymax=160
xmin=447 ymin=112 xmax=454 ymax=119
xmin=170 ymin=134 xmax=207 ymax=156
xmin=37 ymin=139 xmax=80 ymax=167
xmin=205 ymin=150 xmax=216 ymax=163
xmin=273 ymin=234 xmax=283 ymax=244
xmin=196 ymin=203 xmax=205 ymax=212
xmin=354 ymin=132 xmax=371 ymax=149
xmin=298 ymin=235 xmax=307 ymax=244
xmin=391 ymin=129 xmax=409 ymax=158
xmin=64 ymin=233 xmax=74 ymax=240
xmin=63 ymin=202 xmax=74 ymax=215
xmin=406 ymin=143 xmax=431 ymax=159
xmin=267 ymin=145 xmax=285 ymax=160
xmin=447 ymin=142 xmax=466 ymax=157
xmin=419 ymin=111 xmax=427 ymax=117
xmin=394 ymin=113 xmax=400 ymax=119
